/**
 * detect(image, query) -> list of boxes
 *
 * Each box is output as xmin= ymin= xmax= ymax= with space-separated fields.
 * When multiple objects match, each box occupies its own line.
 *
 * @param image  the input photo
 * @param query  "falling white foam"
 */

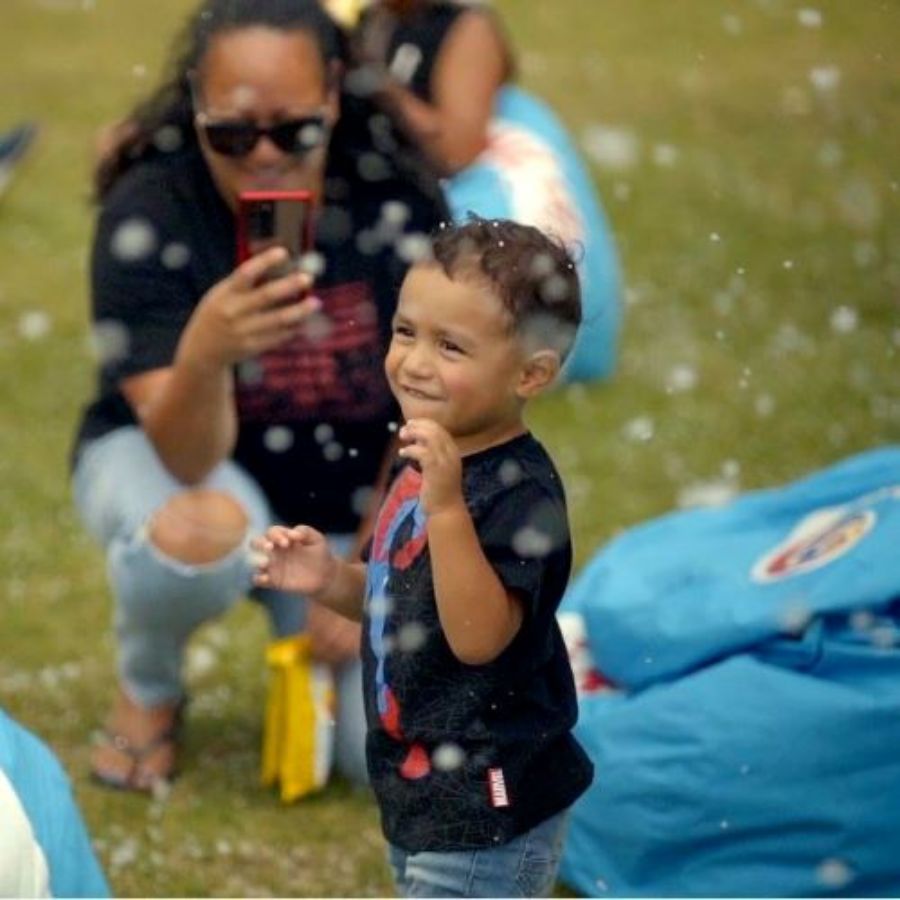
xmin=581 ymin=125 xmax=639 ymax=171
xmin=263 ymin=426 xmax=294 ymax=453
xmin=797 ymin=8 xmax=823 ymax=28
xmin=17 ymin=310 xmax=51 ymax=341
xmin=830 ymin=305 xmax=858 ymax=334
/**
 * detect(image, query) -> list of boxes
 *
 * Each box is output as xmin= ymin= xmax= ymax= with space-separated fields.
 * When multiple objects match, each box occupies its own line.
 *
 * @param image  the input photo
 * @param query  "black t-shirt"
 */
xmin=361 ymin=432 xmax=593 ymax=851
xmin=75 ymin=115 xmax=447 ymax=533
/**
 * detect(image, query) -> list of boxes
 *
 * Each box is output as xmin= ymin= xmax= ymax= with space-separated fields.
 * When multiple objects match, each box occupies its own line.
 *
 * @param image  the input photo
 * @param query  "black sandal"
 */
xmin=90 ymin=699 xmax=186 ymax=793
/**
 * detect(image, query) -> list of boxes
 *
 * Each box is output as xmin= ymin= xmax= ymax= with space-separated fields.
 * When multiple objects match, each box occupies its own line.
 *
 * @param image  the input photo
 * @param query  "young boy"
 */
xmin=254 ymin=217 xmax=593 ymax=898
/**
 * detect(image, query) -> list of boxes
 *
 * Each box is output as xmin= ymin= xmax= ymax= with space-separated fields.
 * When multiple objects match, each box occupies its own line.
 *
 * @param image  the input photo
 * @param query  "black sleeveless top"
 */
xmin=376 ymin=3 xmax=468 ymax=102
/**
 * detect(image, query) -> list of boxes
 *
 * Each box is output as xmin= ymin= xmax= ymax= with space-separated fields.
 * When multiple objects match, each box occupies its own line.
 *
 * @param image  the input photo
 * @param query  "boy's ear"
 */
xmin=517 ymin=350 xmax=561 ymax=399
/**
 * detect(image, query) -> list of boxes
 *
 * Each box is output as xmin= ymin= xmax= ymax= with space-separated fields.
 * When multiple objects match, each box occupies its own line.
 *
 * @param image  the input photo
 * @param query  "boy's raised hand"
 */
xmin=252 ymin=524 xmax=337 ymax=596
xmin=398 ymin=419 xmax=463 ymax=516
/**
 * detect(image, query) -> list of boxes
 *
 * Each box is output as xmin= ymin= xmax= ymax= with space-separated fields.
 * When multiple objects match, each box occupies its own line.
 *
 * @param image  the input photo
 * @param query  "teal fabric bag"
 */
xmin=559 ymin=447 xmax=900 ymax=896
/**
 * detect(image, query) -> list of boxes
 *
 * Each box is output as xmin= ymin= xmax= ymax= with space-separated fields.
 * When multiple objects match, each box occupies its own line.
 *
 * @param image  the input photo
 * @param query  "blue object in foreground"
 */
xmin=0 ymin=708 xmax=109 ymax=898
xmin=445 ymin=86 xmax=622 ymax=384
xmin=559 ymin=447 xmax=900 ymax=897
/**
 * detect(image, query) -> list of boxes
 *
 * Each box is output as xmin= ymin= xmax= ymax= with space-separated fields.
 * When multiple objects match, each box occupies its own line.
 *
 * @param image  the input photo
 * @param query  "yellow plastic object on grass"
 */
xmin=261 ymin=635 xmax=336 ymax=802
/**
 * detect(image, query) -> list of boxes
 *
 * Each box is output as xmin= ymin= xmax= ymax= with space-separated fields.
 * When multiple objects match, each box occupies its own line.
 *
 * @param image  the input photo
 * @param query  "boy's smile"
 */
xmin=385 ymin=263 xmax=531 ymax=455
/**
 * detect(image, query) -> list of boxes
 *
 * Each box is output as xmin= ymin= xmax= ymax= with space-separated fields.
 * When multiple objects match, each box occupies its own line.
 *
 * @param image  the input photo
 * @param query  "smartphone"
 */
xmin=236 ymin=190 xmax=315 ymax=278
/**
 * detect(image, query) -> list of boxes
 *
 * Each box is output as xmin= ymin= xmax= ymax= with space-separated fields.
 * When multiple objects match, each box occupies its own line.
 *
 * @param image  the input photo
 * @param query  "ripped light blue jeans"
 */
xmin=72 ymin=426 xmax=367 ymax=785
xmin=389 ymin=811 xmax=569 ymax=898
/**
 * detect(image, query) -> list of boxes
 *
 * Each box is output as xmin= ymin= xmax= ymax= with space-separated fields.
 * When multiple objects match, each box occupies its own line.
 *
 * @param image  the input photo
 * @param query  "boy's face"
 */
xmin=386 ymin=264 xmax=531 ymax=454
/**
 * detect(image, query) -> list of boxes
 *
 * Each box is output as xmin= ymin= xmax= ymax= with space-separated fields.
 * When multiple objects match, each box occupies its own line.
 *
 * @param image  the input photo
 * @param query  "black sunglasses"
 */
xmin=199 ymin=115 xmax=328 ymax=158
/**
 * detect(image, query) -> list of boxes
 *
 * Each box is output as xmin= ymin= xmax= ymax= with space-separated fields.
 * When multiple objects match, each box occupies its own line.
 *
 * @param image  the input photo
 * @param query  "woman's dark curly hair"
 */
xmin=94 ymin=0 xmax=346 ymax=199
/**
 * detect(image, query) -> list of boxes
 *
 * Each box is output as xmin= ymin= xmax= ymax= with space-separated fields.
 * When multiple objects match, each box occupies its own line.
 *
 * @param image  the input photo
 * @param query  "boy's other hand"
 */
xmin=252 ymin=524 xmax=336 ymax=596
xmin=398 ymin=418 xmax=463 ymax=516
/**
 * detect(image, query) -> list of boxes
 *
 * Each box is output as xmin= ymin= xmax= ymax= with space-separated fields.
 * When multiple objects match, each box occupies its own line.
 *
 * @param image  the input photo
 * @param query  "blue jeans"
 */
xmin=72 ymin=426 xmax=367 ymax=785
xmin=388 ymin=811 xmax=569 ymax=898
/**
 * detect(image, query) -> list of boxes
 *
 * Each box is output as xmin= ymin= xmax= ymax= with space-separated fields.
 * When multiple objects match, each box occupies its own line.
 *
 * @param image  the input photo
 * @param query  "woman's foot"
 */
xmin=90 ymin=689 xmax=184 ymax=793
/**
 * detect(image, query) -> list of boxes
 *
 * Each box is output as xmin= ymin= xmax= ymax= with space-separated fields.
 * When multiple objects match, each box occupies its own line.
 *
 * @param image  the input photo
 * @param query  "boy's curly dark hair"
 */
xmin=431 ymin=216 xmax=582 ymax=360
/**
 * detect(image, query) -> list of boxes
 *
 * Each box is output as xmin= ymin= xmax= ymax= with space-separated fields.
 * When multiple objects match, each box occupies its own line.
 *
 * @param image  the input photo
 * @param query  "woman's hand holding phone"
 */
xmin=176 ymin=246 xmax=320 ymax=370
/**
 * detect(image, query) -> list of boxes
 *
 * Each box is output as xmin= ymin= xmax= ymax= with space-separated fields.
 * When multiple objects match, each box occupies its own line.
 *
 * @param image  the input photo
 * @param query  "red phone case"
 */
xmin=236 ymin=190 xmax=315 ymax=264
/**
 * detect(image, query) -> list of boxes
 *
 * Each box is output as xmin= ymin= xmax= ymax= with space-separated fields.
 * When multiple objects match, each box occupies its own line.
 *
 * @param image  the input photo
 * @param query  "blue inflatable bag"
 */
xmin=559 ymin=447 xmax=900 ymax=897
xmin=445 ymin=86 xmax=622 ymax=384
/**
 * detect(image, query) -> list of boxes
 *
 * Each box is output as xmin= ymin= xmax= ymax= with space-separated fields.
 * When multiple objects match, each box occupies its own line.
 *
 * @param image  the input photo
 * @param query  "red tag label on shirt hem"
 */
xmin=487 ymin=767 xmax=510 ymax=808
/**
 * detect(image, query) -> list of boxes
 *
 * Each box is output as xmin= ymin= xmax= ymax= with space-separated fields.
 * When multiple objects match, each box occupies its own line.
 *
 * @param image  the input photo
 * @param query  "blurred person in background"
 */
xmin=347 ymin=0 xmax=514 ymax=177
xmin=74 ymin=0 xmax=445 ymax=793
xmin=338 ymin=0 xmax=622 ymax=382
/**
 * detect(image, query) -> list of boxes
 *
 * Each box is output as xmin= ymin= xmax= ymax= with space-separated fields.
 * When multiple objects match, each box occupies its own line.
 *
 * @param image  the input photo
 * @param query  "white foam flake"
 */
xmin=849 ymin=610 xmax=875 ymax=633
xmin=512 ymin=526 xmax=554 ymax=558
xmin=351 ymin=486 xmax=376 ymax=517
xmin=237 ymin=359 xmax=264 ymax=386
xmin=665 ymin=363 xmax=698 ymax=394
xmin=622 ymin=416 xmax=655 ymax=443
xmin=299 ymin=251 xmax=326 ymax=277
xmin=152 ymin=125 xmax=183 ymax=153
xmin=721 ymin=459 xmax=741 ymax=480
xmin=432 ymin=742 xmax=465 ymax=772
xmin=396 ymin=621 xmax=427 ymax=653
xmin=651 ymin=143 xmax=680 ymax=167
xmin=677 ymin=478 xmax=739 ymax=509
xmin=314 ymin=423 xmax=335 ymax=445
xmin=498 ymin=459 xmax=523 ymax=486
xmin=160 ymin=242 xmax=190 ymax=269
xmin=17 ymin=310 xmax=52 ymax=341
xmin=381 ymin=200 xmax=411 ymax=226
xmin=777 ymin=600 xmax=813 ymax=635
xmin=809 ymin=65 xmax=841 ymax=93
xmin=110 ymin=217 xmax=157 ymax=262
xmin=367 ymin=594 xmax=394 ymax=619
xmin=830 ymin=305 xmax=858 ymax=334
xmin=816 ymin=858 xmax=853 ymax=889
xmin=263 ymin=426 xmax=294 ymax=453
xmin=109 ymin=836 xmax=139 ymax=870
xmin=302 ymin=312 xmax=334 ymax=343
xmin=396 ymin=233 xmax=433 ymax=264
xmin=721 ymin=13 xmax=743 ymax=35
xmin=89 ymin=319 xmax=130 ymax=365
xmin=755 ymin=393 xmax=776 ymax=417
xmin=358 ymin=151 xmax=390 ymax=182
xmin=797 ymin=8 xmax=823 ymax=28
xmin=540 ymin=274 xmax=570 ymax=302
xmin=187 ymin=644 xmax=218 ymax=679
xmin=581 ymin=125 xmax=639 ymax=171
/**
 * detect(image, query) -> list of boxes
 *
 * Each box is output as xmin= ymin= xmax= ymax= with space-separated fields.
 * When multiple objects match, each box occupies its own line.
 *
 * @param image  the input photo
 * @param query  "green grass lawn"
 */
xmin=1 ymin=0 xmax=898 ymax=895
